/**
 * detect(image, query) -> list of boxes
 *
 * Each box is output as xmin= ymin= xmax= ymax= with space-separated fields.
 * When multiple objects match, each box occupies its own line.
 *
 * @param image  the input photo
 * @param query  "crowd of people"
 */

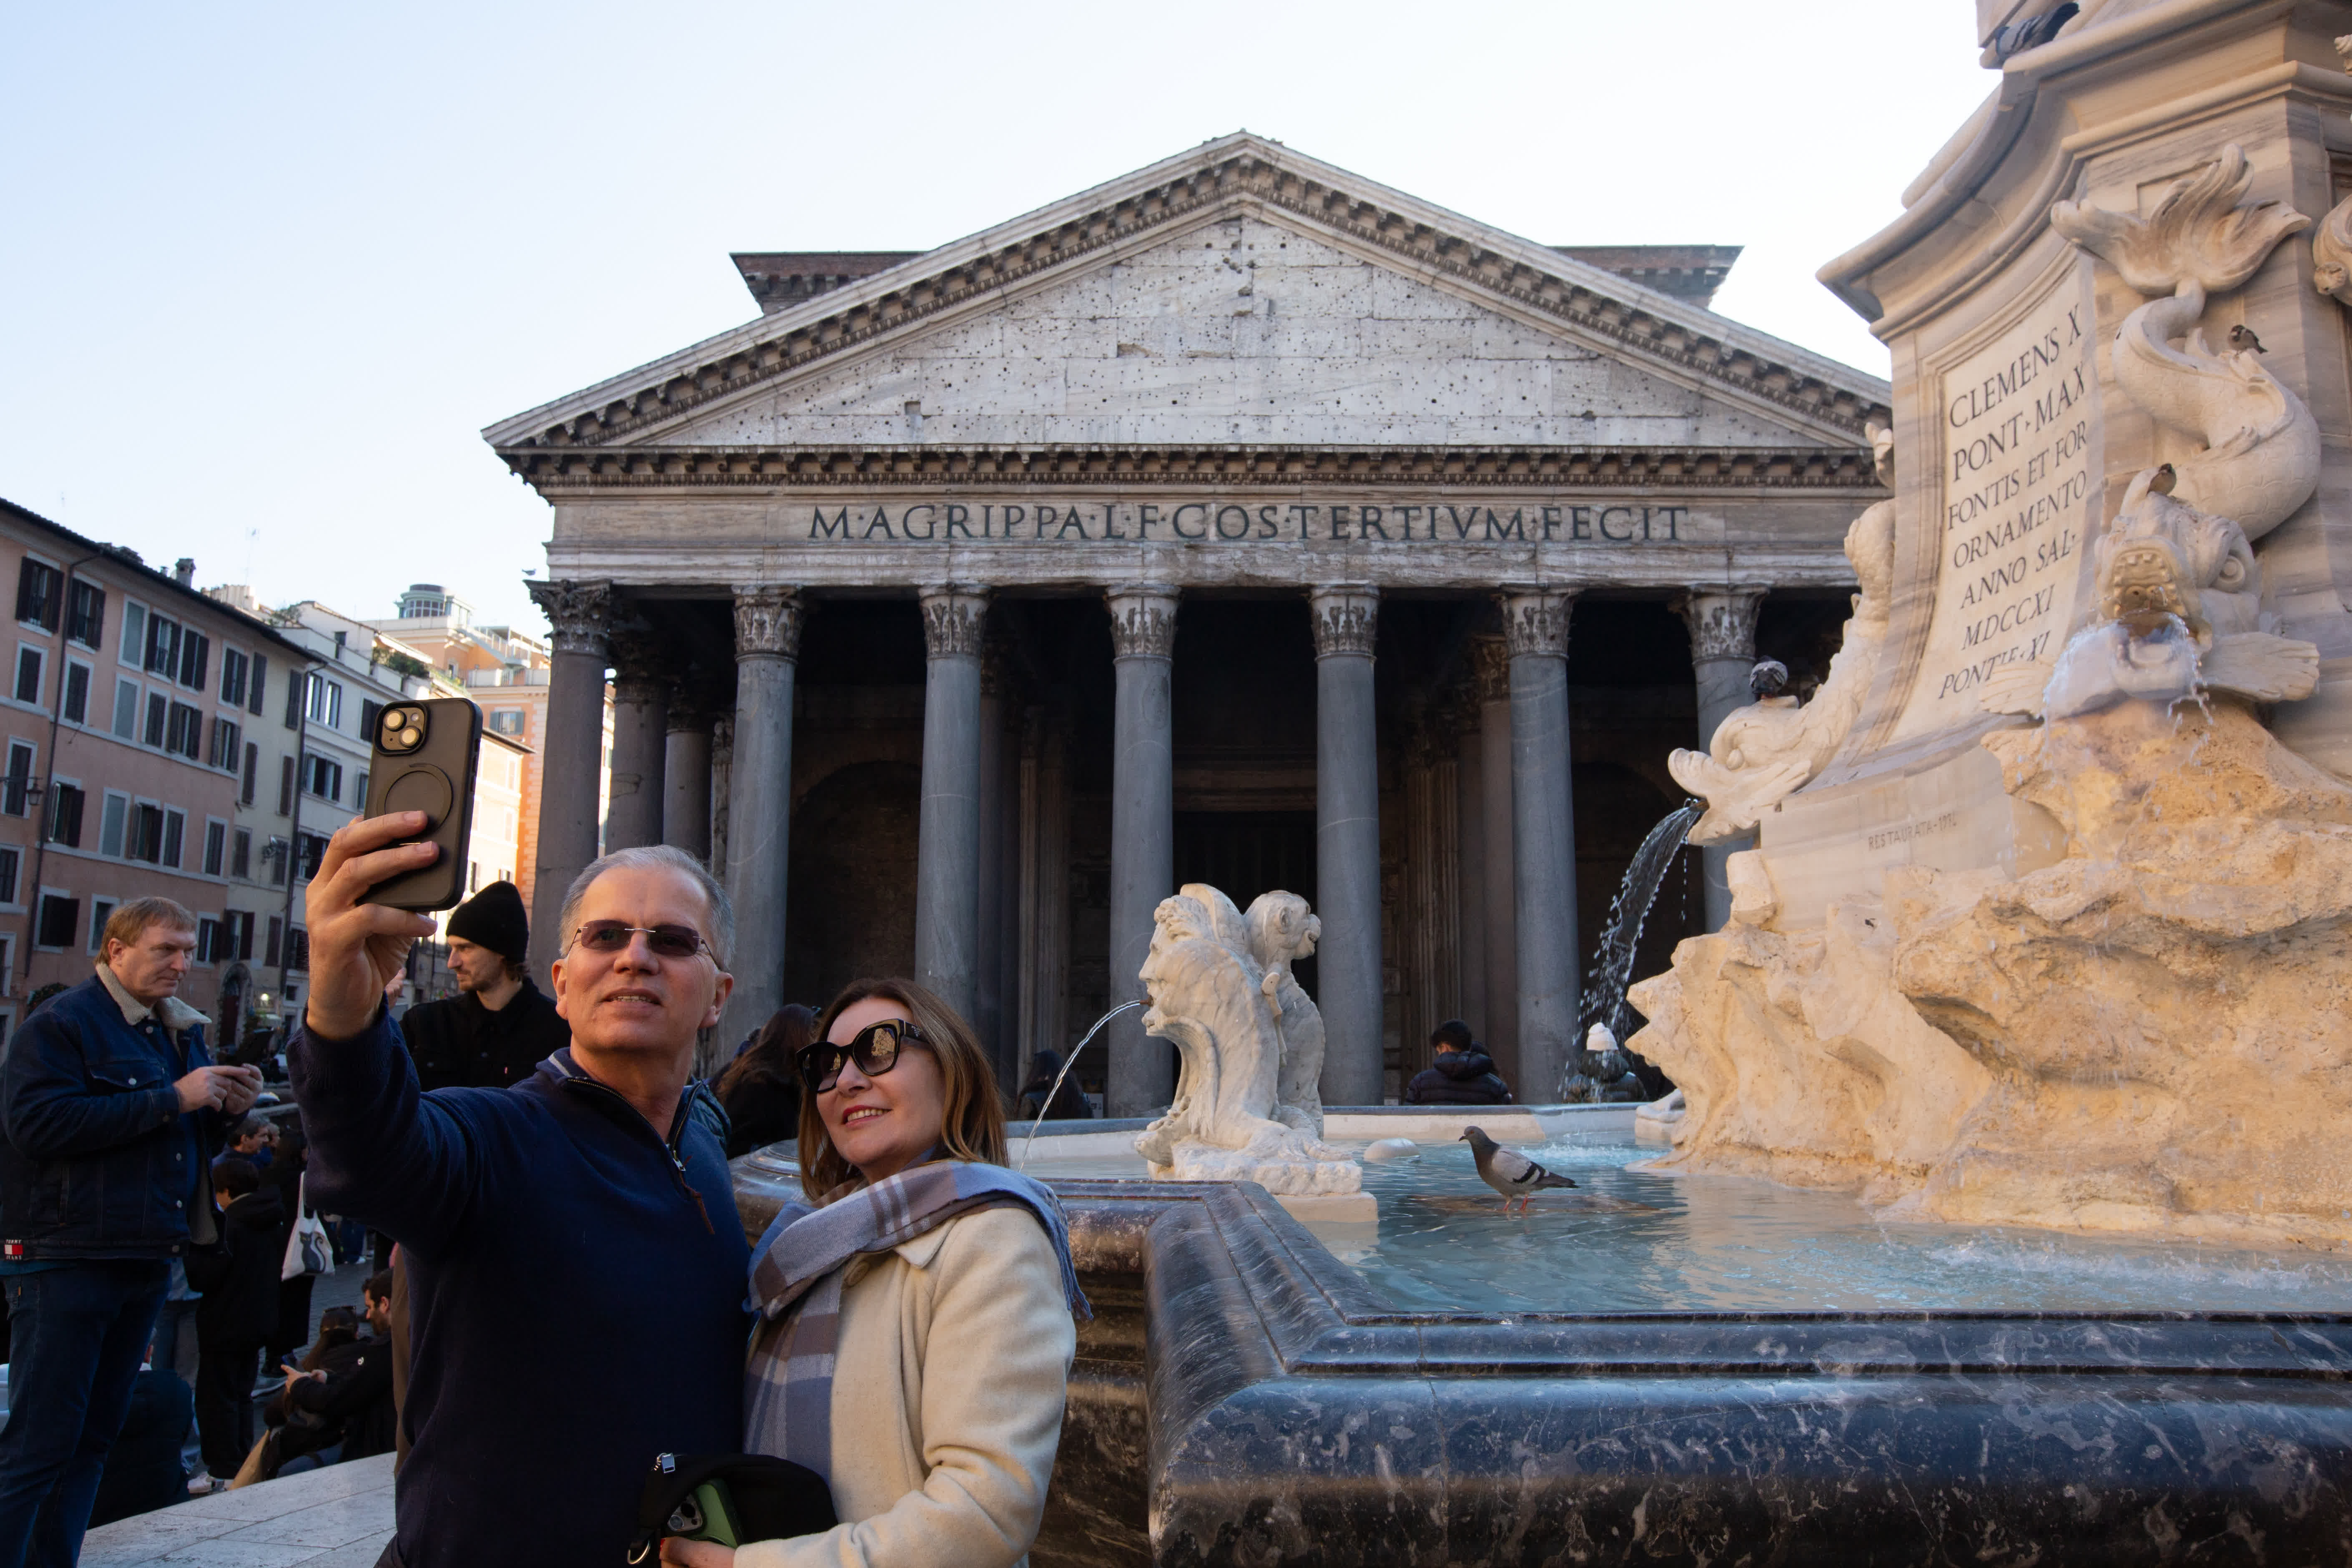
xmin=0 ymin=801 xmax=1535 ymax=1567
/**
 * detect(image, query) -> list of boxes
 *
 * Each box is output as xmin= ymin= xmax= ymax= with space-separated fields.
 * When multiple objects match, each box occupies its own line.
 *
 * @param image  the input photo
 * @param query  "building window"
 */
xmin=203 ymin=819 xmax=226 ymax=877
xmin=354 ymin=769 xmax=368 ymax=808
xmin=278 ymin=755 xmax=294 ymax=816
xmin=13 ymin=646 xmax=41 ymax=705
xmin=488 ymin=708 xmax=526 ymax=736
xmin=231 ymin=827 xmax=251 ymax=880
xmin=2 ymin=742 xmax=32 ymax=817
xmin=165 ymin=702 xmax=202 ymax=761
xmin=302 ymin=754 xmax=342 ymax=802
xmin=304 ymin=673 xmax=342 ymax=728
xmin=360 ymin=700 xmax=383 ymax=744
xmin=35 ymin=893 xmax=78 ymax=952
xmin=87 ymin=898 xmax=117 ymax=955
xmin=249 ymin=654 xmax=267 ymax=717
xmin=119 ymin=601 xmax=144 ymax=666
xmin=66 ymin=580 xmax=103 ymax=648
xmin=220 ymin=648 xmax=248 ymax=707
xmin=144 ymin=692 xmax=166 ymax=748
xmin=241 ymin=741 xmax=258 ymax=805
xmin=62 ymin=661 xmax=88 ymax=725
xmin=265 ymin=913 xmax=283 ymax=968
xmin=178 ymin=632 xmax=209 ymax=692
xmin=0 ymin=847 xmax=19 ymax=906
xmin=297 ymin=831 xmax=328 ymax=880
xmin=144 ymin=613 xmax=181 ymax=680
xmin=196 ymin=917 xmax=224 ymax=965
xmin=208 ymin=717 xmax=241 ymax=771
xmin=162 ymin=808 xmax=184 ymax=869
xmin=128 ymin=803 xmax=164 ymax=863
xmin=46 ymin=783 xmax=84 ymax=849
xmin=286 ymin=926 xmax=310 ymax=973
xmin=111 ymin=678 xmax=138 ymax=740
xmin=15 ymin=560 xmax=60 ymax=633
xmin=231 ymin=910 xmax=255 ymax=962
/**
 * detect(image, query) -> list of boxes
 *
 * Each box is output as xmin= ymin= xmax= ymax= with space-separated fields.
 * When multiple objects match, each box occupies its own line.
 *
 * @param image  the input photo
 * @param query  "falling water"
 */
xmin=1015 ymin=1000 xmax=1143 ymax=1171
xmin=1574 ymin=800 xmax=1704 ymax=1058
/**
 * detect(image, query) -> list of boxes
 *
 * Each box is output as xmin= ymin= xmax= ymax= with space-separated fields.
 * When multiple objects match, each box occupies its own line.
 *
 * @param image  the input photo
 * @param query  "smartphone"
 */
xmin=361 ymin=697 xmax=481 ymax=911
xmin=667 ymin=1480 xmax=744 ymax=1548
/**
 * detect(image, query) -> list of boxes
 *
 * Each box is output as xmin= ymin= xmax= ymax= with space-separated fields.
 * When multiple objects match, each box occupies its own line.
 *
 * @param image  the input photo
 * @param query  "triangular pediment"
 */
xmin=485 ymin=133 xmax=1890 ymax=467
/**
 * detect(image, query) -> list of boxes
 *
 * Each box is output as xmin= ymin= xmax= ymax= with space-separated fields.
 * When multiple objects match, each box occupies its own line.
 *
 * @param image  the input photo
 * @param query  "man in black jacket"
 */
xmin=401 ymin=882 xmax=569 ymax=1092
xmin=188 ymin=1156 xmax=283 ymax=1480
xmin=1404 ymin=1020 xmax=1516 ymax=1106
xmin=0 ymin=897 xmax=260 ymax=1563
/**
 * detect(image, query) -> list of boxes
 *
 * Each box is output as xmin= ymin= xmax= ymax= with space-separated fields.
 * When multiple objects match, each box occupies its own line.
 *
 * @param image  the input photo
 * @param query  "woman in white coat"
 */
xmin=663 ymin=977 xmax=1085 ymax=1568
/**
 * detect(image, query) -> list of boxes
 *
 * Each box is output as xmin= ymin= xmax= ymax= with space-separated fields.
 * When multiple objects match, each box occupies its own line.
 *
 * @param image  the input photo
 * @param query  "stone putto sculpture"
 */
xmin=1132 ymin=885 xmax=1362 ymax=1198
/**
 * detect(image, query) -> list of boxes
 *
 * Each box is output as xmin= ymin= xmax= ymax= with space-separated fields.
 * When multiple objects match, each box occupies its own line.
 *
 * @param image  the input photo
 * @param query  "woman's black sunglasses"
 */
xmin=565 ymin=922 xmax=712 ymax=960
xmin=797 ymin=1019 xmax=928 ymax=1095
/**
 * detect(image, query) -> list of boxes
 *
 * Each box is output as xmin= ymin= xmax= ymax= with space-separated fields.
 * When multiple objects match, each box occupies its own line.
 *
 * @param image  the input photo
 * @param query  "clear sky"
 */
xmin=0 ymin=2 xmax=1993 ymax=637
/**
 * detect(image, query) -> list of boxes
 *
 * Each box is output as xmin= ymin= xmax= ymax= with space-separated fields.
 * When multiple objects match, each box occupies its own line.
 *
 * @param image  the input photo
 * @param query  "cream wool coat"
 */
xmin=736 ymin=1205 xmax=1078 ymax=1568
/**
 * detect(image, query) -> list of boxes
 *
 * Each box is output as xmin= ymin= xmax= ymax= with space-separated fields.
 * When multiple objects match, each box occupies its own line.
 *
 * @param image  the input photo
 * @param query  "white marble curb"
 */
xmin=79 ymin=1452 xmax=394 ymax=1567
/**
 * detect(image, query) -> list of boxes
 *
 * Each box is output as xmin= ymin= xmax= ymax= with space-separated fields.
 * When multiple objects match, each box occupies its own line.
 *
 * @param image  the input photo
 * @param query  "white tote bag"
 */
xmin=281 ymin=1174 xmax=334 ymax=1282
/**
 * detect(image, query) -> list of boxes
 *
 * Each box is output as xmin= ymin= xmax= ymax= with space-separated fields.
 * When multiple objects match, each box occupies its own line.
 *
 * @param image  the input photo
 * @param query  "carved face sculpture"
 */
xmin=1141 ymin=894 xmax=1216 ymax=1027
xmin=1244 ymin=892 xmax=1319 ymax=972
xmin=2094 ymin=481 xmax=2259 ymax=644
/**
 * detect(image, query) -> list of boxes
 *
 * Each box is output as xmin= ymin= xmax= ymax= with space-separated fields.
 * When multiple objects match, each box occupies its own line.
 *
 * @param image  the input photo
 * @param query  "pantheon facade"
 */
xmin=487 ymin=133 xmax=1890 ymax=1111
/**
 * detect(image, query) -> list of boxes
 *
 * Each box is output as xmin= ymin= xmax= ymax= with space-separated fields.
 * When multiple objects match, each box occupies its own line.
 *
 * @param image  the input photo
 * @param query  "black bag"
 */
xmin=627 ymin=1451 xmax=837 ymax=1562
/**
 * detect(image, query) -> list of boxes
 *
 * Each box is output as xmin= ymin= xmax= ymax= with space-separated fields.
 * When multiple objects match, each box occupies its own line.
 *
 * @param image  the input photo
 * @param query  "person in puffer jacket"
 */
xmin=1403 ymin=1020 xmax=1515 ymax=1106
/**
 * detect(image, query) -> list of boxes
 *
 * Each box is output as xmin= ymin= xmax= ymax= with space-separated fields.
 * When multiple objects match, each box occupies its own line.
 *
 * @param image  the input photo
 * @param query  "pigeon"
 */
xmin=1748 ymin=658 xmax=1789 ymax=702
xmin=1987 ymin=3 xmax=2078 ymax=62
xmin=2228 ymin=325 xmax=2267 ymax=355
xmin=1459 ymin=1127 xmax=1577 ymax=1214
xmin=2148 ymin=462 xmax=2177 ymax=496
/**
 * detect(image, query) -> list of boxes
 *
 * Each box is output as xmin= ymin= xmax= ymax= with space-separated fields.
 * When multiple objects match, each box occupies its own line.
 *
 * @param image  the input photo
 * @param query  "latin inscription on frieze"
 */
xmin=1895 ymin=272 xmax=2098 ymax=741
xmin=800 ymin=500 xmax=1697 ymax=545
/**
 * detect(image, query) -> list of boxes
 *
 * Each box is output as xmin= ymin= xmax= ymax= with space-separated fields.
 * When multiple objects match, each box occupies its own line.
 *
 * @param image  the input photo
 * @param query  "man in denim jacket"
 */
xmin=0 ymin=898 xmax=261 ymax=1565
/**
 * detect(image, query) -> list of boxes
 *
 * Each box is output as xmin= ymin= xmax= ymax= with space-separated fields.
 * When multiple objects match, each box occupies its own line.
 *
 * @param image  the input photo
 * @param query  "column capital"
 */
xmin=606 ymin=618 xmax=669 ymax=697
xmin=733 ymin=585 xmax=804 ymax=660
xmin=664 ymin=666 xmax=730 ymax=734
xmin=527 ymin=579 xmax=614 ymax=658
xmin=1497 ymin=587 xmax=1576 ymax=659
xmin=1105 ymin=583 xmax=1179 ymax=660
xmin=1674 ymin=588 xmax=1767 ymax=664
xmin=1468 ymin=634 xmax=1513 ymax=705
xmin=1308 ymin=585 xmax=1379 ymax=658
xmin=980 ymin=637 xmax=1015 ymax=701
xmin=918 ymin=584 xmax=989 ymax=659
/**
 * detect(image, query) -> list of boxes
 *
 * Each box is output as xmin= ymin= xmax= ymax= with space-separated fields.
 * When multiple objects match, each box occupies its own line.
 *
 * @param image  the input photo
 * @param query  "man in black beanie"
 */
xmin=400 ymin=882 xmax=569 ymax=1093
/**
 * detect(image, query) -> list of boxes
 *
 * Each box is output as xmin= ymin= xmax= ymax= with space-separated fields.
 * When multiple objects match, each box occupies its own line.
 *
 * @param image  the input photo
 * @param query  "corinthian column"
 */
xmin=662 ymin=686 xmax=716 ymax=861
xmin=525 ymin=580 xmax=613 ymax=982
xmin=1310 ymin=585 xmax=1383 ymax=1107
xmin=1104 ymin=583 xmax=1178 ymax=1116
xmin=724 ymin=585 xmax=804 ymax=1044
xmin=1676 ymin=589 xmax=1765 ymax=931
xmin=603 ymin=621 xmax=668 ymax=853
xmin=1470 ymin=634 xmax=1519 ymax=1090
xmin=1499 ymin=587 xmax=1579 ymax=1103
xmin=914 ymin=585 xmax=988 ymax=1023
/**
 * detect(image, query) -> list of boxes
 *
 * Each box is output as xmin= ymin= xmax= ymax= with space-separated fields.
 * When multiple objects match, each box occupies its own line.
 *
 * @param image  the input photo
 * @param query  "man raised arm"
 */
xmin=291 ymin=813 xmax=749 ymax=1568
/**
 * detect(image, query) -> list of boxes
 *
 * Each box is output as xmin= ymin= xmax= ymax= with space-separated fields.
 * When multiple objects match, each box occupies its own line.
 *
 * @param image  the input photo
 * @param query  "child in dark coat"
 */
xmin=187 ymin=1156 xmax=283 ymax=1478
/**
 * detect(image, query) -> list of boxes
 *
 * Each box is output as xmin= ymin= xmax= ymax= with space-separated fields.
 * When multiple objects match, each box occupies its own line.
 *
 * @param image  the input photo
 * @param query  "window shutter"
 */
xmin=250 ymin=654 xmax=267 ymax=716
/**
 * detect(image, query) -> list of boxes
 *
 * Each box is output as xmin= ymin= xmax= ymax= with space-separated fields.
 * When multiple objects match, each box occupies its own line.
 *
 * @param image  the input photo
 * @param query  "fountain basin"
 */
xmin=734 ymin=1128 xmax=2352 ymax=1565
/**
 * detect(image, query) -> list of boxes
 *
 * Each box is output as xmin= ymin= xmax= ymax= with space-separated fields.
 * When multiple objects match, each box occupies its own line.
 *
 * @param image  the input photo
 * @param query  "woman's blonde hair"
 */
xmin=797 ymin=977 xmax=1005 ymax=1199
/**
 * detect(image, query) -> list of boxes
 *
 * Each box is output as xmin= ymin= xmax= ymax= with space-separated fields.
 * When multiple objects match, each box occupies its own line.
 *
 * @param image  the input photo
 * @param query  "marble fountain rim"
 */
xmin=731 ymin=1153 xmax=2352 ymax=1379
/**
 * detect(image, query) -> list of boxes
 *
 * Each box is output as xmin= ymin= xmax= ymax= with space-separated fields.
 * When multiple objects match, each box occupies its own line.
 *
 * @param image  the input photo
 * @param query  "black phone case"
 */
xmin=361 ymin=697 xmax=482 ymax=911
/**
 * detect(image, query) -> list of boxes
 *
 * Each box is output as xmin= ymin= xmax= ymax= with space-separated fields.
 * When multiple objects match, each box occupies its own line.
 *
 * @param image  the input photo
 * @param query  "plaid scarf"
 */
xmin=744 ymin=1160 xmax=1088 ymax=1483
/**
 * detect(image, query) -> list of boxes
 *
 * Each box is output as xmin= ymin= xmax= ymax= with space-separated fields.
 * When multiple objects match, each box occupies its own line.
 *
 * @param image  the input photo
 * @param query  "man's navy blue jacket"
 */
xmin=291 ymin=1010 xmax=748 ymax=1568
xmin=0 ymin=973 xmax=222 ymax=1260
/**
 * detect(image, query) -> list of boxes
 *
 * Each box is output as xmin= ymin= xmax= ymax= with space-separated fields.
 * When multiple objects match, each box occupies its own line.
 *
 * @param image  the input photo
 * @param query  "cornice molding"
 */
xmin=490 ymin=141 xmax=1889 ymax=461
xmin=500 ymin=442 xmax=1884 ymax=492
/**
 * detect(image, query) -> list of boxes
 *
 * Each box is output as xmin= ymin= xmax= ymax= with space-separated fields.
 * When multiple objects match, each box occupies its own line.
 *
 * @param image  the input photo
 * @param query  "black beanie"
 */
xmin=446 ymin=881 xmax=529 ymax=966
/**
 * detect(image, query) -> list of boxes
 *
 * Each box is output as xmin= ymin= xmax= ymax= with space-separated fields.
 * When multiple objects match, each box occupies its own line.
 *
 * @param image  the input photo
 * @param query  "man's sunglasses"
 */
xmin=565 ymin=922 xmax=712 ymax=960
xmin=797 ymin=1019 xmax=928 ymax=1095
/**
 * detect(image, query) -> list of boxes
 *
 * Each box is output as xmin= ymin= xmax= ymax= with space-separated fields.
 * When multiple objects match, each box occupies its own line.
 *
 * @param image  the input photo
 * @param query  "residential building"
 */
xmin=0 ymin=500 xmax=314 ymax=1050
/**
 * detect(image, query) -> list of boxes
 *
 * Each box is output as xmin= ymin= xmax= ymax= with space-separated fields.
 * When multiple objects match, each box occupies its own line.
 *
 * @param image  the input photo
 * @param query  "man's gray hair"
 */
xmin=553 ymin=845 xmax=734 ymax=970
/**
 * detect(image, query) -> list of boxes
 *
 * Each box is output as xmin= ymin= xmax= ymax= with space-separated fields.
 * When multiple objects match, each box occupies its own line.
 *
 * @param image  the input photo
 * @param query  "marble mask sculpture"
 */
xmin=1133 ymin=884 xmax=1362 ymax=1197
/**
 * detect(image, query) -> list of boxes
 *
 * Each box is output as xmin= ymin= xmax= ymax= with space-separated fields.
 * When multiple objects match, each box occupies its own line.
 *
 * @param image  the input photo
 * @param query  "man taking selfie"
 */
xmin=0 ymin=898 xmax=261 ymax=1565
xmin=290 ymin=813 xmax=748 ymax=1567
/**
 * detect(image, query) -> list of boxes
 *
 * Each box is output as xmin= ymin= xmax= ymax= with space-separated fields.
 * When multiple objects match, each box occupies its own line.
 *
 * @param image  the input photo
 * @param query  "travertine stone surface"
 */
xmin=1635 ymin=698 xmax=2352 ymax=1248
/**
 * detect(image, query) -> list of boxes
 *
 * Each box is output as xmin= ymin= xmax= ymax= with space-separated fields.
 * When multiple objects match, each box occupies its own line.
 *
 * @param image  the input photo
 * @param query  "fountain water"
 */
xmin=1013 ymin=999 xmax=1140 ymax=1172
xmin=1565 ymin=799 xmax=1699 ymax=1098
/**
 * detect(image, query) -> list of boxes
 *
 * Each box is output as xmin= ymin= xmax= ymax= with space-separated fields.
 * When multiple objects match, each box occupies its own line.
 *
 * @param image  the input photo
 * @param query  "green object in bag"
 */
xmin=669 ymin=1480 xmax=744 ymax=1548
